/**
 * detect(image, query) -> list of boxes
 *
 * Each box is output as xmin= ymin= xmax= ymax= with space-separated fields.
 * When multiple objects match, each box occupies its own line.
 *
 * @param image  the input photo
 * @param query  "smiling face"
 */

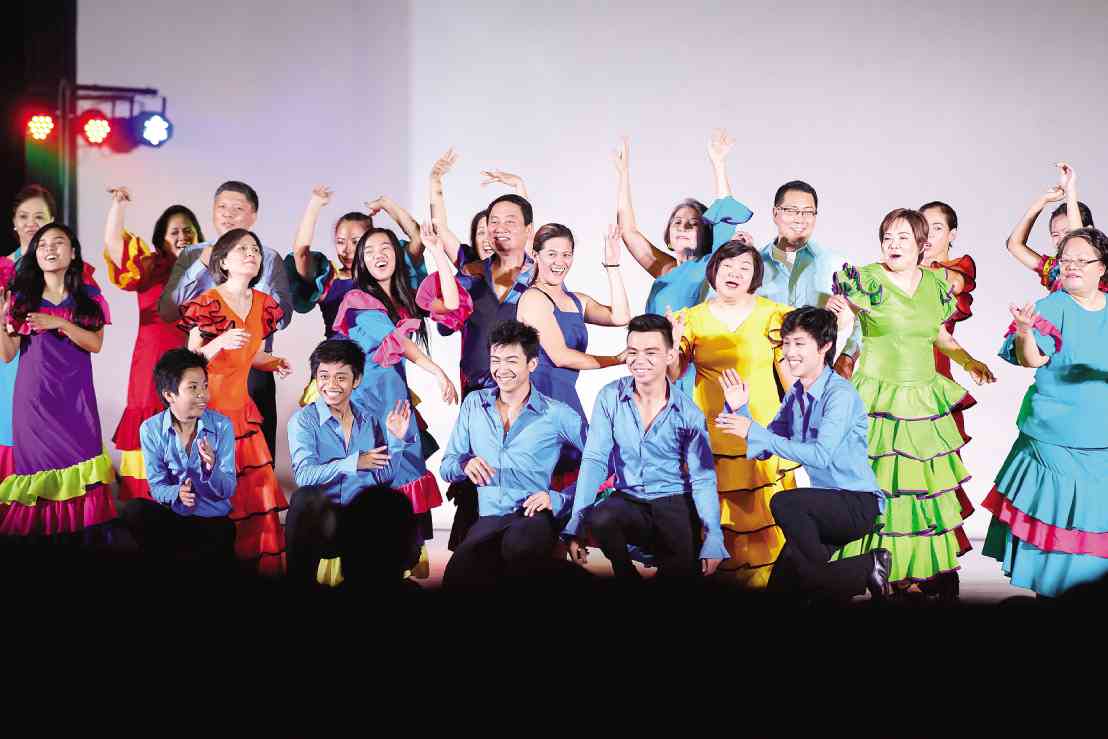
xmin=362 ymin=233 xmax=396 ymax=283
xmin=164 ymin=366 xmax=210 ymax=423
xmin=35 ymin=227 xmax=74 ymax=274
xmin=1050 ymin=212 xmax=1073 ymax=249
xmin=881 ymin=218 xmax=923 ymax=273
xmin=163 ymin=213 xmax=198 ymax=258
xmin=1059 ymin=237 xmax=1106 ymax=296
xmin=712 ymin=252 xmax=757 ymax=299
xmin=625 ymin=329 xmax=675 ymax=386
xmin=667 ymin=205 xmax=702 ymax=261
xmin=780 ymin=327 xmax=831 ymax=383
xmin=489 ymin=341 xmax=536 ymax=395
xmin=315 ymin=361 xmax=360 ymax=410
xmin=486 ymin=201 xmax=529 ymax=256
xmin=14 ymin=196 xmax=52 ymax=249
xmin=220 ymin=235 xmax=262 ymax=280
xmin=212 ymin=190 xmax=257 ymax=236
xmin=773 ymin=190 xmax=817 ymax=247
xmin=335 ymin=219 xmax=367 ymax=272
xmin=922 ymin=207 xmax=955 ymax=263
xmin=474 ymin=216 xmax=493 ymax=260
xmin=534 ymin=235 xmax=573 ymax=285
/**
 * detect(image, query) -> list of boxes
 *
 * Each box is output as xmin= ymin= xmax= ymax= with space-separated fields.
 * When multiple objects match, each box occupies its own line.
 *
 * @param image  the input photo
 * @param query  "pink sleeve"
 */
xmin=416 ymin=274 xmax=473 ymax=332
xmin=372 ymin=318 xmax=422 ymax=367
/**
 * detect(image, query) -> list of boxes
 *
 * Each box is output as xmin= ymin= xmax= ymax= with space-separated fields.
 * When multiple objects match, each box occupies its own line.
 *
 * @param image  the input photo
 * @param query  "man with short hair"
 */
xmin=439 ymin=320 xmax=587 ymax=588
xmin=714 ymin=306 xmax=890 ymax=600
xmin=158 ymin=180 xmax=293 ymax=457
xmin=564 ymin=313 xmax=727 ymax=580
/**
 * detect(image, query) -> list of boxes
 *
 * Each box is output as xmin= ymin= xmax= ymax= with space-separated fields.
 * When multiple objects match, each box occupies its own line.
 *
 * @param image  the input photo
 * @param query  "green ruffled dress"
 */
xmin=831 ymin=263 xmax=975 ymax=583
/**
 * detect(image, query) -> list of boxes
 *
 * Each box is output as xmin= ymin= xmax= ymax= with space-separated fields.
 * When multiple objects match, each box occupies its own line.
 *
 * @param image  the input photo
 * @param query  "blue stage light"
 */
xmin=132 ymin=111 xmax=173 ymax=147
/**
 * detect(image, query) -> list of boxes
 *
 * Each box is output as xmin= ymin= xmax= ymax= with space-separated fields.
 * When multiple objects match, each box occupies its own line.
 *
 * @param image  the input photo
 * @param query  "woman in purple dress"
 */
xmin=0 ymin=224 xmax=114 ymax=537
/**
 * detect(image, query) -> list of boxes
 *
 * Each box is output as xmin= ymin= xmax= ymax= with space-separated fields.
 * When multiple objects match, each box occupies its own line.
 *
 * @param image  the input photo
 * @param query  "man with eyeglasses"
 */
xmin=756 ymin=181 xmax=861 ymax=377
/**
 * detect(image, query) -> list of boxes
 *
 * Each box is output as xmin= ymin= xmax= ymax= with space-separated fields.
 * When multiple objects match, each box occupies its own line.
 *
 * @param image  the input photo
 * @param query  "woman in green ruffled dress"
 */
xmin=830 ymin=208 xmax=996 ymax=598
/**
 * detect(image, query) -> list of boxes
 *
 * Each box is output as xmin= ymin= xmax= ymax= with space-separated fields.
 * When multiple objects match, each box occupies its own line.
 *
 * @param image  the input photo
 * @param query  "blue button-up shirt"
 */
xmin=287 ymin=397 xmax=414 ymax=505
xmin=756 ymin=238 xmax=862 ymax=357
xmin=157 ymin=240 xmax=293 ymax=349
xmin=139 ymin=408 xmax=237 ymax=517
xmin=564 ymin=376 xmax=727 ymax=561
xmin=438 ymin=386 xmax=587 ymax=517
xmin=743 ymin=366 xmax=884 ymax=510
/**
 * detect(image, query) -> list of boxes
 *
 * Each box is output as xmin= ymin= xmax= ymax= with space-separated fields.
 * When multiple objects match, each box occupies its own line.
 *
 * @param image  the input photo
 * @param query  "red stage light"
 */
xmin=26 ymin=114 xmax=56 ymax=141
xmin=78 ymin=109 xmax=112 ymax=145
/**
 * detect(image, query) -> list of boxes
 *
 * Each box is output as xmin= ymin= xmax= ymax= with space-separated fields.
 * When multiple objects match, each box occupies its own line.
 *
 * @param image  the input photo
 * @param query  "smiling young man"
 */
xmin=564 ymin=314 xmax=727 ymax=581
xmin=438 ymin=320 xmax=587 ymax=588
xmin=285 ymin=339 xmax=420 ymax=586
xmin=713 ymin=306 xmax=890 ymax=601
xmin=123 ymin=349 xmax=237 ymax=564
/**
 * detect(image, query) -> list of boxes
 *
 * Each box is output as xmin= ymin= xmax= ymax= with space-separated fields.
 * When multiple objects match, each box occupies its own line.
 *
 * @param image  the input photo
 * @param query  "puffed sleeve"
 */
xmin=177 ymin=291 xmax=229 ymax=336
xmin=282 ymin=251 xmax=334 ymax=314
xmin=832 ymin=263 xmax=883 ymax=311
xmin=104 ymin=230 xmax=164 ymax=292
xmin=934 ymin=272 xmax=957 ymax=325
xmin=415 ymin=273 xmax=474 ymax=332
xmin=259 ymin=293 xmax=284 ymax=339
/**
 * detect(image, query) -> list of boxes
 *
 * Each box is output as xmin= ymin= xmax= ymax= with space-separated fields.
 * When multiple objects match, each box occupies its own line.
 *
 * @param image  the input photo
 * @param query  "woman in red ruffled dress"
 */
xmin=179 ymin=228 xmax=291 ymax=576
xmin=102 ymin=186 xmax=204 ymax=500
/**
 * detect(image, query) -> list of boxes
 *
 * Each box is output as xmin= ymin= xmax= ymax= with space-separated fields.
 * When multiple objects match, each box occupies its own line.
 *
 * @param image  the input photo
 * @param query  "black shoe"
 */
xmin=867 ymin=549 xmax=892 ymax=600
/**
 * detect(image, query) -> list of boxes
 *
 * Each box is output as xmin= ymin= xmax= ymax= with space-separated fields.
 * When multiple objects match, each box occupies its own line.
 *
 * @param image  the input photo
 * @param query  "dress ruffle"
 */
xmin=333 ymin=290 xmax=391 ymax=336
xmin=178 ymin=291 xmax=282 ymax=339
xmin=930 ymin=255 xmax=975 ymax=326
xmin=373 ymin=318 xmax=422 ymax=368
xmin=415 ymin=273 xmax=474 ymax=331
xmin=398 ymin=470 xmax=442 ymax=515
xmin=715 ymin=458 xmax=798 ymax=588
xmin=112 ymin=404 xmax=166 ymax=450
xmin=0 ymin=445 xmax=13 ymax=481
xmin=0 ymin=482 xmax=116 ymax=535
xmin=0 ymin=450 xmax=115 ymax=507
xmin=104 ymin=230 xmax=174 ymax=292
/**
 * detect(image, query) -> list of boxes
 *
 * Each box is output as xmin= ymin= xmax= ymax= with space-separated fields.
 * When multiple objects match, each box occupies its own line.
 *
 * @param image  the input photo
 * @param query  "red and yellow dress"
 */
xmin=179 ymin=288 xmax=287 ymax=576
xmin=104 ymin=231 xmax=188 ymax=500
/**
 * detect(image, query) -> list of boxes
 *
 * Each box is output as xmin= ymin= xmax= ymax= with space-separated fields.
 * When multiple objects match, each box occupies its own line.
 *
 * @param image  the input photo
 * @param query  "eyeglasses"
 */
xmin=775 ymin=207 xmax=818 ymax=220
xmin=1057 ymin=258 xmax=1102 ymax=269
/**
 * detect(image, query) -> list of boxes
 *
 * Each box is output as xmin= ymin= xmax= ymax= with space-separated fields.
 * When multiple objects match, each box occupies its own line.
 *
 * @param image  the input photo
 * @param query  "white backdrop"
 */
xmin=77 ymin=0 xmax=1108 ymax=536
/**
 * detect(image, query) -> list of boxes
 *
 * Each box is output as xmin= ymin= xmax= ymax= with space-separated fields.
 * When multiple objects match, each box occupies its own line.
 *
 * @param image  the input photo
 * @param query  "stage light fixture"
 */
xmin=132 ymin=111 xmax=173 ymax=147
xmin=78 ymin=109 xmax=112 ymax=145
xmin=107 ymin=117 xmax=140 ymax=154
xmin=26 ymin=114 xmax=56 ymax=141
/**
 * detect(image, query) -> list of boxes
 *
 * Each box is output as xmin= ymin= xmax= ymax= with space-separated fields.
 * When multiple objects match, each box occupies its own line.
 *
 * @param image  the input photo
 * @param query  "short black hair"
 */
xmin=208 ymin=228 xmax=264 ymax=287
xmin=310 ymin=339 xmax=366 ymax=381
xmin=486 ymin=194 xmax=533 ymax=226
xmin=1051 ymin=201 xmax=1095 ymax=229
xmin=214 ymin=180 xmax=259 ymax=212
xmin=706 ymin=240 xmax=764 ymax=293
xmin=780 ymin=306 xmax=837 ymax=367
xmin=489 ymin=319 xmax=540 ymax=360
xmin=919 ymin=201 xmax=958 ymax=230
xmin=627 ymin=313 xmax=673 ymax=349
xmin=154 ymin=349 xmax=208 ymax=403
xmin=151 ymin=204 xmax=205 ymax=256
xmin=774 ymin=180 xmax=818 ymax=210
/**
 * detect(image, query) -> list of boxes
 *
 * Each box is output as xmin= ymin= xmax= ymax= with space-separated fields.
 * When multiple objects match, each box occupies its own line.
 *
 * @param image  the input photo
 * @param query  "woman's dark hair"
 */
xmin=663 ymin=198 xmax=712 ymax=258
xmin=335 ymin=211 xmax=373 ymax=236
xmin=12 ymin=184 xmax=57 ymax=219
xmin=310 ymin=338 xmax=366 ymax=381
xmin=469 ymin=210 xmax=488 ymax=255
xmin=11 ymin=224 xmax=105 ymax=330
xmin=352 ymin=227 xmax=429 ymax=350
xmin=879 ymin=208 xmax=929 ymax=264
xmin=1051 ymin=201 xmax=1095 ymax=230
xmin=154 ymin=348 xmax=208 ymax=402
xmin=919 ymin=201 xmax=958 ymax=230
xmin=208 ymin=228 xmax=264 ymax=288
xmin=774 ymin=180 xmax=819 ymax=210
xmin=780 ymin=306 xmax=838 ymax=367
xmin=213 ymin=180 xmax=259 ymax=212
xmin=486 ymin=194 xmax=533 ymax=226
xmin=151 ymin=205 xmax=205 ymax=257
xmin=627 ymin=313 xmax=674 ymax=349
xmin=489 ymin=319 xmax=540 ymax=361
xmin=706 ymin=240 xmax=764 ymax=293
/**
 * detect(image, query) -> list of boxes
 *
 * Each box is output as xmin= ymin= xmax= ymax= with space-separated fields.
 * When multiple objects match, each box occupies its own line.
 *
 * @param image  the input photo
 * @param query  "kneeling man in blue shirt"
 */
xmin=715 ymin=306 xmax=891 ymax=600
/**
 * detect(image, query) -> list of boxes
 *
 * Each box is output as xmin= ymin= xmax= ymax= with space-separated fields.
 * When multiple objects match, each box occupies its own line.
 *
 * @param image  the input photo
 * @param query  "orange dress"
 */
xmin=179 ymin=288 xmax=287 ymax=576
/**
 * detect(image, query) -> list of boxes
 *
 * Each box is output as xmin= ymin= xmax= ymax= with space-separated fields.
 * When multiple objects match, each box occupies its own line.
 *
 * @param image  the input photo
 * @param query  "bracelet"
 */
xmin=602 ymin=262 xmax=620 ymax=268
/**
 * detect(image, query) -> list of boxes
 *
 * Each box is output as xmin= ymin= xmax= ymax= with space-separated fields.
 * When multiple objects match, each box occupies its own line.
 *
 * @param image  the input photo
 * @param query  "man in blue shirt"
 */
xmin=714 ymin=306 xmax=891 ymax=600
xmin=158 ymin=180 xmax=293 ymax=457
xmin=756 ymin=180 xmax=861 ymax=374
xmin=285 ymin=339 xmax=419 ymax=586
xmin=564 ymin=314 xmax=727 ymax=580
xmin=439 ymin=320 xmax=587 ymax=588
xmin=122 ymin=349 xmax=237 ymax=565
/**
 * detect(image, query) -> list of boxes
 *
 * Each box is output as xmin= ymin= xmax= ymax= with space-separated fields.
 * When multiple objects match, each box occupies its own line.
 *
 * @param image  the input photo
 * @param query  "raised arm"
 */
xmin=1007 ymin=186 xmax=1065 ymax=271
xmin=429 ymin=148 xmax=464 ymax=264
xmin=292 ymin=186 xmax=332 ymax=283
xmin=400 ymin=335 xmax=459 ymax=405
xmin=579 ymin=224 xmax=631 ymax=327
xmin=707 ymin=129 xmax=735 ymax=199
xmin=103 ymin=186 xmax=132 ymax=268
xmin=614 ymin=137 xmax=675 ymax=278
xmin=480 ymin=169 xmax=529 ymax=199
xmin=517 ymin=289 xmax=622 ymax=370
xmin=1060 ymin=162 xmax=1083 ymax=232
xmin=419 ymin=220 xmax=459 ymax=312
xmin=368 ymin=196 xmax=423 ymax=265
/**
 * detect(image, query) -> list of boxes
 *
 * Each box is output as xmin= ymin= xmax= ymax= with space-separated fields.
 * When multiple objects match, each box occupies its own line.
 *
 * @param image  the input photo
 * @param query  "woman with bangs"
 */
xmin=614 ymin=130 xmax=755 ymax=395
xmin=102 ymin=186 xmax=205 ymax=500
xmin=178 ymin=229 xmax=291 ymax=575
xmin=0 ymin=224 xmax=115 ymax=539
xmin=831 ymin=208 xmax=995 ymax=600
xmin=668 ymin=241 xmax=797 ymax=588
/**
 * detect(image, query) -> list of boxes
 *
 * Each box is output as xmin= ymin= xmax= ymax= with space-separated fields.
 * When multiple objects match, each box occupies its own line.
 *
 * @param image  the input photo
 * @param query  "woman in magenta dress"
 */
xmin=0 ymin=224 xmax=115 ymax=538
xmin=102 ymin=186 xmax=203 ymax=500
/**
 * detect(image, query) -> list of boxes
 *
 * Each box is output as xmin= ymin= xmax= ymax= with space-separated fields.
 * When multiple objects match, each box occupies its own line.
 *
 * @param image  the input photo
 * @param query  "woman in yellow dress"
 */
xmin=669 ymin=240 xmax=796 ymax=587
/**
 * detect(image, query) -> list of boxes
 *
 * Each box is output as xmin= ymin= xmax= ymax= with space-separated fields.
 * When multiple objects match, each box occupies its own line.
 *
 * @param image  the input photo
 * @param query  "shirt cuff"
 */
xmin=744 ymin=420 xmax=772 ymax=460
xmin=341 ymin=450 xmax=359 ymax=475
xmin=698 ymin=530 xmax=729 ymax=561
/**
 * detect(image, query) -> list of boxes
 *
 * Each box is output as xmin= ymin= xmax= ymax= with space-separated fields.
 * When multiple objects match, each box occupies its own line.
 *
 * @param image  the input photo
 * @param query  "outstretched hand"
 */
xmin=718 ymin=368 xmax=749 ymax=410
xmin=613 ymin=137 xmax=630 ymax=175
xmin=309 ymin=185 xmax=333 ymax=208
xmin=480 ymin=170 xmax=525 ymax=191
xmin=1009 ymin=301 xmax=1038 ymax=334
xmin=385 ymin=399 xmax=412 ymax=440
xmin=107 ymin=186 xmax=133 ymax=203
xmin=420 ymin=220 xmax=444 ymax=251
xmin=431 ymin=148 xmax=458 ymax=180
xmin=707 ymin=128 xmax=735 ymax=165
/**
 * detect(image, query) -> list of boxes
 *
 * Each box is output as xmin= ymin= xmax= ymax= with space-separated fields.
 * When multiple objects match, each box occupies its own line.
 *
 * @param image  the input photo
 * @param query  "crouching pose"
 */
xmin=439 ymin=320 xmax=588 ymax=588
xmin=564 ymin=314 xmax=727 ymax=581
xmin=714 ymin=307 xmax=890 ymax=600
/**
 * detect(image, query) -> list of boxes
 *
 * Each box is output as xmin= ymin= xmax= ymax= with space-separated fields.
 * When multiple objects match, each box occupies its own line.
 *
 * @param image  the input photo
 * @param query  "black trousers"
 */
xmin=442 ymin=510 xmax=558 ymax=588
xmin=121 ymin=499 xmax=236 ymax=563
xmin=767 ymin=487 xmax=880 ymax=599
xmin=586 ymin=491 xmax=700 ymax=579
xmin=248 ymin=368 xmax=277 ymax=460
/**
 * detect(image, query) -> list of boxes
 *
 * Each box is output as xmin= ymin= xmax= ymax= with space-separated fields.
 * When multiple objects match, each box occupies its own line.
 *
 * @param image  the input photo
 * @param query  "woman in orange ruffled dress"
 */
xmin=179 ymin=228 xmax=291 ymax=576
xmin=102 ymin=186 xmax=204 ymax=500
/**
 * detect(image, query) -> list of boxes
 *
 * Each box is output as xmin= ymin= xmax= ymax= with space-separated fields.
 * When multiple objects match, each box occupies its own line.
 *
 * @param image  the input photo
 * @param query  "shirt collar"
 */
xmin=313 ymin=396 xmax=369 ymax=426
xmin=762 ymin=238 xmax=822 ymax=266
xmin=480 ymin=384 xmax=548 ymax=415
xmin=160 ymin=407 xmax=214 ymax=436
xmin=792 ymin=365 xmax=834 ymax=402
xmin=617 ymin=375 xmax=680 ymax=411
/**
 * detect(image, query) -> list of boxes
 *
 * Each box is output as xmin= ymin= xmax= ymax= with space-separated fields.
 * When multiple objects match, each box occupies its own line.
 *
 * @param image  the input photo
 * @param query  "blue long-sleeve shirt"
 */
xmin=743 ymin=365 xmax=884 ymax=511
xmin=564 ymin=376 xmax=728 ymax=561
xmin=287 ymin=397 xmax=413 ymax=505
xmin=438 ymin=387 xmax=587 ymax=517
xmin=139 ymin=408 xmax=237 ymax=517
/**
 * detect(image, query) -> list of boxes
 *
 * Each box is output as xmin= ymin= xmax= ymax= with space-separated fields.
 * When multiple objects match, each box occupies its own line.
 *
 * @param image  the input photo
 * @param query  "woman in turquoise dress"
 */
xmin=613 ymin=130 xmax=752 ymax=394
xmin=983 ymin=227 xmax=1108 ymax=596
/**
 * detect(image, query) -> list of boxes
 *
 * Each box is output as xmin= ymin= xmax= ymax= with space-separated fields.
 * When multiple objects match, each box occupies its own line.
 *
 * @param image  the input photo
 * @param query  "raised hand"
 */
xmin=197 ymin=437 xmax=215 ymax=472
xmin=480 ymin=170 xmax=525 ymax=191
xmin=463 ymin=456 xmax=496 ymax=486
xmin=365 ymin=196 xmax=390 ymax=217
xmin=613 ymin=137 xmax=630 ymax=175
xmin=1057 ymin=161 xmax=1076 ymax=193
xmin=309 ymin=185 xmax=333 ymax=209
xmin=385 ymin=399 xmax=411 ymax=440
xmin=107 ymin=186 xmax=133 ymax=203
xmin=357 ymin=445 xmax=390 ymax=470
xmin=431 ymin=148 xmax=458 ymax=180
xmin=707 ymin=128 xmax=735 ymax=165
xmin=1040 ymin=185 xmax=1065 ymax=204
xmin=718 ymin=368 xmax=749 ymax=410
xmin=1009 ymin=301 xmax=1038 ymax=334
xmin=178 ymin=477 xmax=196 ymax=508
xmin=733 ymin=230 xmax=755 ymax=247
xmin=603 ymin=224 xmax=622 ymax=265
xmin=420 ymin=220 xmax=444 ymax=252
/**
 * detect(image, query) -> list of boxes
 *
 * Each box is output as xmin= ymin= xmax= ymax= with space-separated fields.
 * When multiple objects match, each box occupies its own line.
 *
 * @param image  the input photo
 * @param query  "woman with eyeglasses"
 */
xmin=614 ymin=130 xmax=754 ymax=395
xmin=830 ymin=208 xmax=996 ymax=601
xmin=983 ymin=227 xmax=1108 ymax=597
